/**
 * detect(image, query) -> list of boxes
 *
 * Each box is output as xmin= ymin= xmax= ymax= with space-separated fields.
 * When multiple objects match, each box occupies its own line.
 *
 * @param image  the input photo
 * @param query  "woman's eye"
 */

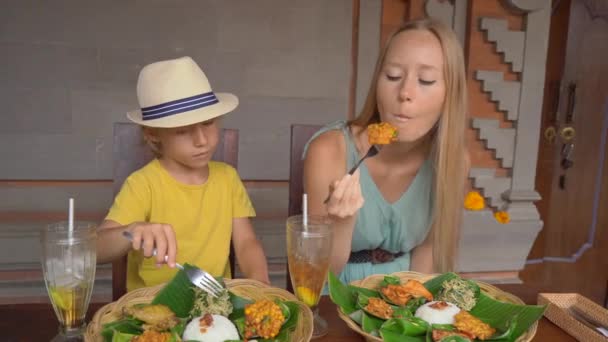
xmin=386 ymin=74 xmax=401 ymax=81
xmin=175 ymin=130 xmax=187 ymax=135
xmin=419 ymin=79 xmax=436 ymax=86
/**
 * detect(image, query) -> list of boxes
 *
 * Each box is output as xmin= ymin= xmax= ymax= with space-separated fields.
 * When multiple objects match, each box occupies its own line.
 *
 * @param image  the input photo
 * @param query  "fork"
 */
xmin=121 ymin=230 xmax=224 ymax=298
xmin=568 ymin=306 xmax=608 ymax=337
xmin=323 ymin=145 xmax=380 ymax=203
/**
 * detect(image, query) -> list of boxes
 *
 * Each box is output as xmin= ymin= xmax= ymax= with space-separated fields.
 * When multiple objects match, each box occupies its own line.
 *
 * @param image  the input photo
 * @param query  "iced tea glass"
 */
xmin=287 ymin=215 xmax=332 ymax=339
xmin=40 ymin=222 xmax=97 ymax=341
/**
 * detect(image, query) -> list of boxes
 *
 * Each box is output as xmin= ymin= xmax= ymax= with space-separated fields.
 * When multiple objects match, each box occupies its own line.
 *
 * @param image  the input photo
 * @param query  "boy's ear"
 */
xmin=142 ymin=127 xmax=160 ymax=143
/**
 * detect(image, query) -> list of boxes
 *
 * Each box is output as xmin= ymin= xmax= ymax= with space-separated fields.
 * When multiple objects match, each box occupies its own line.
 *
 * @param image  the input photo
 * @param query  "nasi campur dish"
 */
xmin=100 ymin=265 xmax=300 ymax=342
xmin=329 ymin=272 xmax=546 ymax=342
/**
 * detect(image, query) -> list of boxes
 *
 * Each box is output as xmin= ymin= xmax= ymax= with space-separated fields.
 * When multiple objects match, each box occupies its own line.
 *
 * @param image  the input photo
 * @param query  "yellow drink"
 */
xmin=48 ymin=282 xmax=90 ymax=329
xmin=286 ymin=215 xmax=333 ymax=339
xmin=288 ymin=257 xmax=330 ymax=308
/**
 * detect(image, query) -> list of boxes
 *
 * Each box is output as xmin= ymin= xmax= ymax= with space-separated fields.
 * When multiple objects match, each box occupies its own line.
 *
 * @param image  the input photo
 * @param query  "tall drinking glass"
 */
xmin=287 ymin=215 xmax=332 ymax=339
xmin=40 ymin=222 xmax=97 ymax=341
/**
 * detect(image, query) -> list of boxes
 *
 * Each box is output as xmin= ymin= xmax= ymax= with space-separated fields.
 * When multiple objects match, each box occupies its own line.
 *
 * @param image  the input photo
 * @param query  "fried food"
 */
xmin=130 ymin=330 xmax=171 ymax=342
xmin=381 ymin=284 xmax=413 ymax=306
xmin=365 ymin=297 xmax=394 ymax=319
xmin=123 ymin=304 xmax=179 ymax=331
xmin=401 ymin=280 xmax=434 ymax=301
xmin=432 ymin=329 xmax=473 ymax=341
xmin=454 ymin=311 xmax=496 ymax=340
xmin=244 ymin=299 xmax=286 ymax=339
xmin=368 ymin=122 xmax=398 ymax=145
xmin=382 ymin=279 xmax=433 ymax=305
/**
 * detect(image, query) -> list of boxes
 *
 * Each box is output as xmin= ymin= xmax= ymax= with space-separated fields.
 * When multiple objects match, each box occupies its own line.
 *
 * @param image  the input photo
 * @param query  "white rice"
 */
xmin=415 ymin=301 xmax=461 ymax=325
xmin=182 ymin=314 xmax=240 ymax=342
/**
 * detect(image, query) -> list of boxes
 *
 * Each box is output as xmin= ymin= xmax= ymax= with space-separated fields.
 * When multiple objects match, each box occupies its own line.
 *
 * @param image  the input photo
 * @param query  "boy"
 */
xmin=97 ymin=56 xmax=270 ymax=291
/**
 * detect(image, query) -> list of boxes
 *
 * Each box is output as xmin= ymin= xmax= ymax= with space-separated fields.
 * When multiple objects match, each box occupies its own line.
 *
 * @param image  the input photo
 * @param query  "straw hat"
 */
xmin=127 ymin=56 xmax=238 ymax=128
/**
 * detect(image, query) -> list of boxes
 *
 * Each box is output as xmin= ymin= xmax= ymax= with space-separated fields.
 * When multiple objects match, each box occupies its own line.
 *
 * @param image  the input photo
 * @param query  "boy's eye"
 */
xmin=175 ymin=130 xmax=187 ymax=135
xmin=419 ymin=79 xmax=436 ymax=85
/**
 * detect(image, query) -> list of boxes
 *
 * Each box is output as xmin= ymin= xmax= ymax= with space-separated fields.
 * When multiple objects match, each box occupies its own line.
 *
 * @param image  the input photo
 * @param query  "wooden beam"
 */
xmin=348 ymin=0 xmax=360 ymax=119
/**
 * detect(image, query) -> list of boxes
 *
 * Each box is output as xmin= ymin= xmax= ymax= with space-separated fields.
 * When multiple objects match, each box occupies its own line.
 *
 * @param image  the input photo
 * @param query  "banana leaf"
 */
xmin=380 ymin=317 xmax=429 ymax=336
xmin=362 ymin=311 xmax=385 ymax=336
xmin=328 ymin=271 xmax=357 ymax=314
xmin=101 ymin=318 xmax=143 ymax=342
xmin=404 ymin=296 xmax=427 ymax=314
xmin=349 ymin=284 xmax=381 ymax=298
xmin=393 ymin=306 xmax=413 ymax=319
xmin=151 ymin=264 xmax=198 ymax=318
xmin=111 ymin=331 xmax=137 ymax=342
xmin=380 ymin=275 xmax=402 ymax=288
xmin=349 ymin=309 xmax=364 ymax=325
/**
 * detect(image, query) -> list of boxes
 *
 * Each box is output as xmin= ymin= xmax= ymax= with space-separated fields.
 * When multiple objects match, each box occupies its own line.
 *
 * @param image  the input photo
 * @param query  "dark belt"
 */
xmin=348 ymin=248 xmax=404 ymax=264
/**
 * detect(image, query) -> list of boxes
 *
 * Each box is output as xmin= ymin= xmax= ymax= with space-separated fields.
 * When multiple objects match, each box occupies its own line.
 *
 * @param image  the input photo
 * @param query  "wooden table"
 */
xmin=0 ymin=296 xmax=576 ymax=341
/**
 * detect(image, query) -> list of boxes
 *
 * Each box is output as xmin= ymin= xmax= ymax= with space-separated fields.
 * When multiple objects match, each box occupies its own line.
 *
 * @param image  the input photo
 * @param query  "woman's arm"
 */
xmin=303 ymin=130 xmax=364 ymax=275
xmin=410 ymin=231 xmax=434 ymax=274
xmin=232 ymin=217 xmax=270 ymax=284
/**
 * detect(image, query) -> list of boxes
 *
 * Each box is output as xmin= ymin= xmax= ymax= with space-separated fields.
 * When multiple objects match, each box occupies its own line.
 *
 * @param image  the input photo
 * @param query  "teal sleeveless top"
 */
xmin=304 ymin=121 xmax=434 ymax=287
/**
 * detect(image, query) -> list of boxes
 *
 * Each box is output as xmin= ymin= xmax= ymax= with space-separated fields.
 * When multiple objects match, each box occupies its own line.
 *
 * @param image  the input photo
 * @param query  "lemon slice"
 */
xmin=49 ymin=286 xmax=74 ymax=311
xmin=296 ymin=286 xmax=319 ymax=307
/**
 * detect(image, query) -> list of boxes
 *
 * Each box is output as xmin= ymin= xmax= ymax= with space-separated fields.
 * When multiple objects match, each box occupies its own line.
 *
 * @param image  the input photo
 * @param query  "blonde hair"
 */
xmin=351 ymin=19 xmax=467 ymax=273
xmin=142 ymin=127 xmax=163 ymax=158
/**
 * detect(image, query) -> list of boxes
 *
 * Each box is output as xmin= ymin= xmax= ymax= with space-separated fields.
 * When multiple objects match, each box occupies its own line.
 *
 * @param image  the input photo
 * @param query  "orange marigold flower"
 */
xmin=494 ymin=211 xmax=510 ymax=224
xmin=464 ymin=191 xmax=485 ymax=210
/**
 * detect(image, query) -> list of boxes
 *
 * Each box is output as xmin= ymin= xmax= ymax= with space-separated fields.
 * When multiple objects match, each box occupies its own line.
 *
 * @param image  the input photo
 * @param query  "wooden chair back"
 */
xmin=286 ymin=124 xmax=322 ymax=292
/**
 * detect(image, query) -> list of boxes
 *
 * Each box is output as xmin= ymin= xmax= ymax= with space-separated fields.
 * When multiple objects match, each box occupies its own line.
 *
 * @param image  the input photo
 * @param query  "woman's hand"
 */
xmin=325 ymin=170 xmax=364 ymax=219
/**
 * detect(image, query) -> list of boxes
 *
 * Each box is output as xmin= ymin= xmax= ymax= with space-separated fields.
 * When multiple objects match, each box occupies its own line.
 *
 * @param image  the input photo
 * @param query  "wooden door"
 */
xmin=523 ymin=0 xmax=608 ymax=306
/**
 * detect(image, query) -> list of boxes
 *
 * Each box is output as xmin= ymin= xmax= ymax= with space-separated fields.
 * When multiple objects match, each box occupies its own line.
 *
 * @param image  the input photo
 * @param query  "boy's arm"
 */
xmin=232 ymin=217 xmax=270 ymax=284
xmin=96 ymin=220 xmax=178 ymax=267
xmin=96 ymin=220 xmax=132 ymax=264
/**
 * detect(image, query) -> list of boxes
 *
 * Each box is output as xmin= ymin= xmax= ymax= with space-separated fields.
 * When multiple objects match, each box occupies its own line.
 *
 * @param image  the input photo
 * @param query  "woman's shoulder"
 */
xmin=305 ymin=127 xmax=346 ymax=163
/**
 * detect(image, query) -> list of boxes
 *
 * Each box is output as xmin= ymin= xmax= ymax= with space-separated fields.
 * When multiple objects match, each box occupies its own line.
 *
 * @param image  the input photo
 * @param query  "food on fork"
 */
xmin=367 ymin=122 xmax=398 ymax=145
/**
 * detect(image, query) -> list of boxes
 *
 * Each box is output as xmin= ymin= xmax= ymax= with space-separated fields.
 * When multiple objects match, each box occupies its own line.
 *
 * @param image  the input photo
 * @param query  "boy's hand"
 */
xmin=325 ymin=170 xmax=364 ymax=219
xmin=127 ymin=222 xmax=177 ymax=268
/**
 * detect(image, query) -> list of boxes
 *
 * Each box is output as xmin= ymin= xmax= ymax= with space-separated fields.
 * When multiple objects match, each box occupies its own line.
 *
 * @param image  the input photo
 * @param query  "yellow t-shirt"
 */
xmin=105 ymin=159 xmax=255 ymax=291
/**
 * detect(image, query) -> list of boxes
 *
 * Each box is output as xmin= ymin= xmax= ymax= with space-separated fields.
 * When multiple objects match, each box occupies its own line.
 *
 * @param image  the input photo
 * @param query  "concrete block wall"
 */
xmin=0 ymin=0 xmax=381 ymax=302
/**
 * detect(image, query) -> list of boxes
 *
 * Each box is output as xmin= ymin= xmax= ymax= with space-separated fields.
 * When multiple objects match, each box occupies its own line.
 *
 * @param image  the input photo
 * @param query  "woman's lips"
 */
xmin=393 ymin=113 xmax=413 ymax=123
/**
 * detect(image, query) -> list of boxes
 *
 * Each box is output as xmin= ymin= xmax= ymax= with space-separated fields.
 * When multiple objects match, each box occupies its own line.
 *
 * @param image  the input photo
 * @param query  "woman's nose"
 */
xmin=398 ymin=77 xmax=416 ymax=102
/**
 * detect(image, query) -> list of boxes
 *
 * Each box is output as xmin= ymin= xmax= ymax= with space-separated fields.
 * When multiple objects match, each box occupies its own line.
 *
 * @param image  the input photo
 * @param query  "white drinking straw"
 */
xmin=302 ymin=193 xmax=308 ymax=231
xmin=68 ymin=197 xmax=74 ymax=240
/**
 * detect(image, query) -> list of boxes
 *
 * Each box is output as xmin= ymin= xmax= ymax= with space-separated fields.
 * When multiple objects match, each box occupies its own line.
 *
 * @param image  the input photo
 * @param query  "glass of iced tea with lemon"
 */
xmin=287 ymin=215 xmax=332 ymax=339
xmin=40 ymin=222 xmax=97 ymax=341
